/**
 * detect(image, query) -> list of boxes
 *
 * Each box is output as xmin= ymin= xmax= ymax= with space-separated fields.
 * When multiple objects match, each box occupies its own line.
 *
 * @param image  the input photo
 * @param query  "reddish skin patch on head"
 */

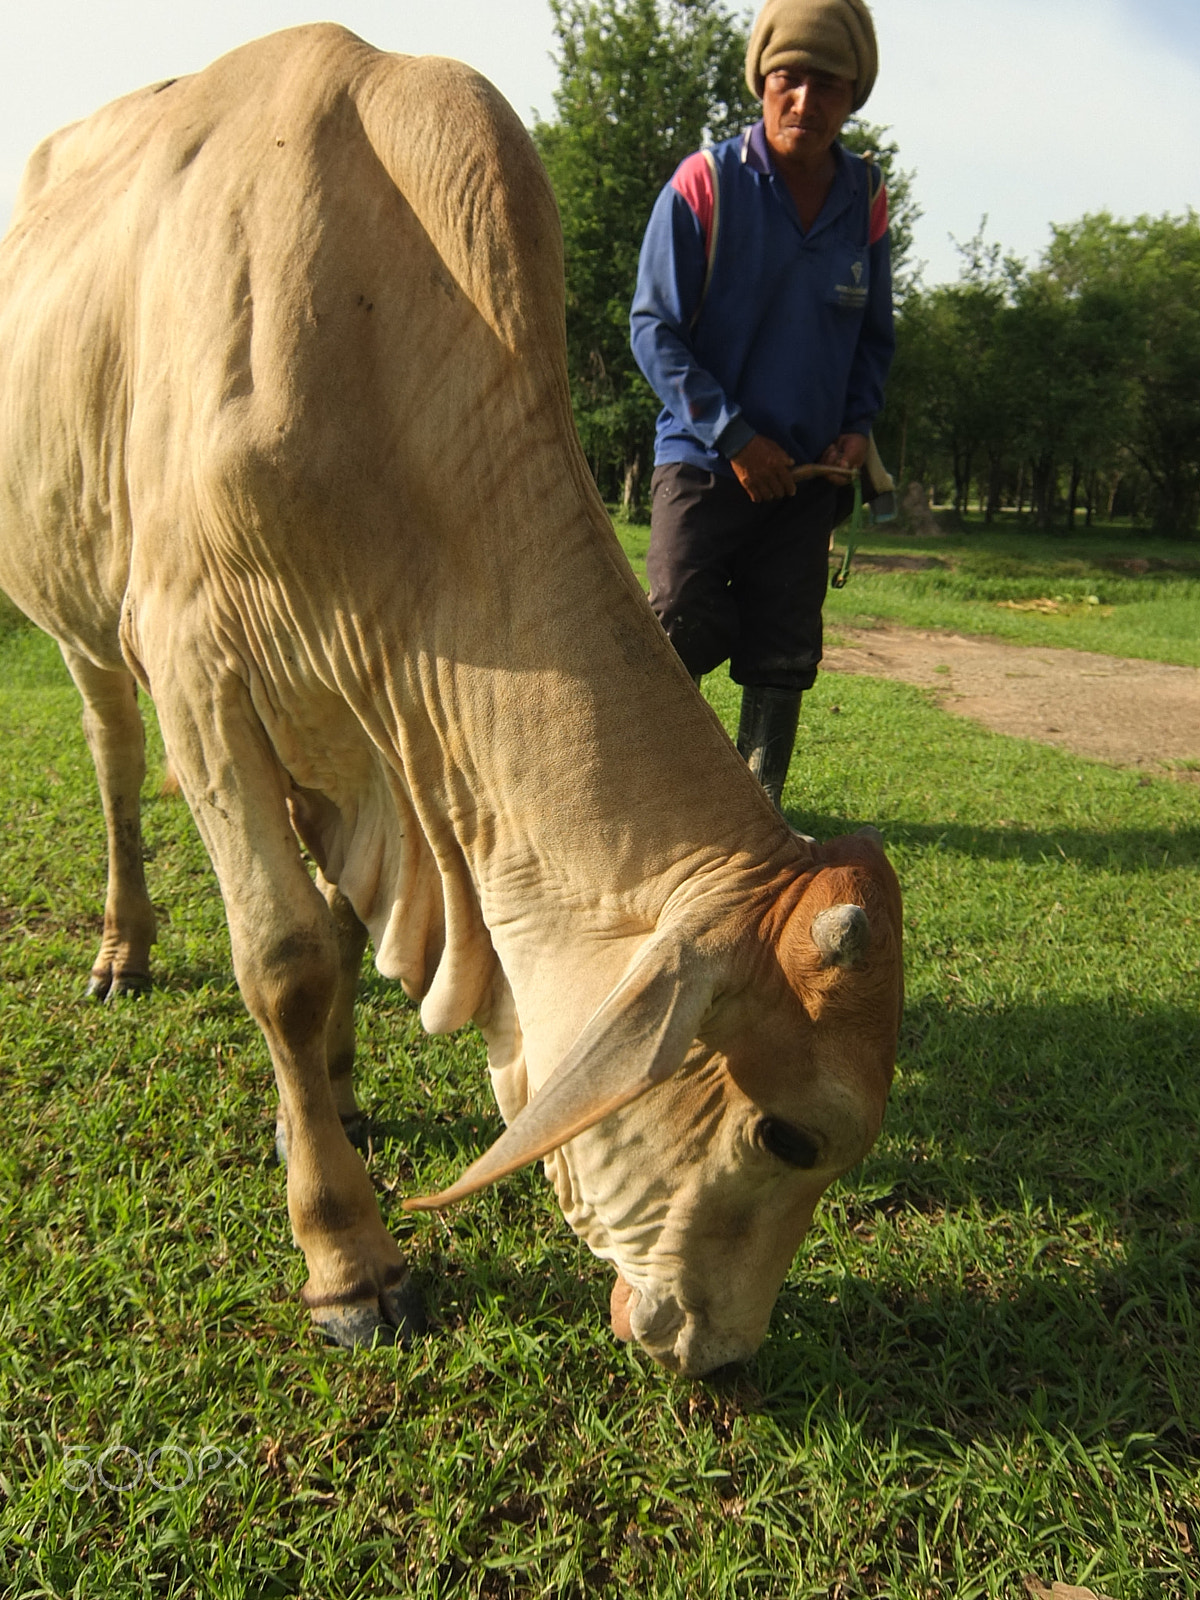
xmin=610 ymin=1273 xmax=636 ymax=1342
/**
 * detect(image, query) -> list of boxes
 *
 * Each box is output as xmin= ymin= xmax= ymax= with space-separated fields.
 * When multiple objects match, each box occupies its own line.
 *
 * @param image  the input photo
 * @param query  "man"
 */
xmin=630 ymin=0 xmax=893 ymax=808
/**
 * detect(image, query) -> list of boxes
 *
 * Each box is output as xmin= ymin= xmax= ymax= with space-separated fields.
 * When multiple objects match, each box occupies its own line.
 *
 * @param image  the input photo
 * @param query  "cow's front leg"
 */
xmin=60 ymin=648 xmax=157 ymax=999
xmin=273 ymin=870 xmax=369 ymax=1162
xmin=154 ymin=673 xmax=424 ymax=1347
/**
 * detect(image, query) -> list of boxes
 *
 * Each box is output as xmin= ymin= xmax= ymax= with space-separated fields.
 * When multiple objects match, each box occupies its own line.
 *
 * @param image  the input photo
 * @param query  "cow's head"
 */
xmin=406 ymin=828 xmax=902 ymax=1376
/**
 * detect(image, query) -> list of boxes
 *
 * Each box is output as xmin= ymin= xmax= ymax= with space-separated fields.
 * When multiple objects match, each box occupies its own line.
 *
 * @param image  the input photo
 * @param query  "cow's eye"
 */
xmin=758 ymin=1118 xmax=820 ymax=1169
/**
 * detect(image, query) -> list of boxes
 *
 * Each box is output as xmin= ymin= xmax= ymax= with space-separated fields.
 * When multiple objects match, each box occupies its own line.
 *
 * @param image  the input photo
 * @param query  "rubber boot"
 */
xmin=737 ymin=686 xmax=801 ymax=810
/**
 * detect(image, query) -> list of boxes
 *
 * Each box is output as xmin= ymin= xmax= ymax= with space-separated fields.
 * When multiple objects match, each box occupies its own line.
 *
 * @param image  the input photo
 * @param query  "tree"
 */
xmin=1004 ymin=265 xmax=1140 ymax=529
xmin=533 ymin=0 xmax=756 ymax=511
xmin=877 ymin=208 xmax=1200 ymax=539
xmin=533 ymin=0 xmax=921 ymax=512
xmin=1046 ymin=212 xmax=1200 ymax=535
xmin=876 ymin=224 xmax=1019 ymax=519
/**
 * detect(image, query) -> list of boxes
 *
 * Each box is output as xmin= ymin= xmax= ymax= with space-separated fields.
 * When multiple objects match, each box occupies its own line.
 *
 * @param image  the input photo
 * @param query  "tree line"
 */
xmin=534 ymin=0 xmax=1200 ymax=537
xmin=883 ymin=214 xmax=1200 ymax=535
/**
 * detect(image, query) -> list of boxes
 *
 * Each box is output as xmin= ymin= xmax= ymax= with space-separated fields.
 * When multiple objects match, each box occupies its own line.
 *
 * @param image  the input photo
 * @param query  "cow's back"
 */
xmin=0 ymin=25 xmax=573 ymax=667
xmin=0 ymin=23 xmax=789 ymax=1038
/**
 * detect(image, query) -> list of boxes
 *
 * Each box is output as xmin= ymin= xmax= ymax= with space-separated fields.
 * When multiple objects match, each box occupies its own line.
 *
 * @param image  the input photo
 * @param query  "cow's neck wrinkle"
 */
xmin=431 ymin=679 xmax=791 ymax=1079
xmin=317 ymin=453 xmax=795 ymax=1065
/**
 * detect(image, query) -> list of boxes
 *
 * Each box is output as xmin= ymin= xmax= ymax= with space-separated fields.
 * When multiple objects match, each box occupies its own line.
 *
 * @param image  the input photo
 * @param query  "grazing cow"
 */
xmin=0 ymin=25 xmax=902 ymax=1375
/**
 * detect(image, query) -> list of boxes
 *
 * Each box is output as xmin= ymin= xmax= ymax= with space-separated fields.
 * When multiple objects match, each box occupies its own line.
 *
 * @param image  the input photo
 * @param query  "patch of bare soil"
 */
xmin=823 ymin=625 xmax=1200 ymax=779
xmin=1099 ymin=555 xmax=1200 ymax=575
xmin=849 ymin=554 xmax=950 ymax=574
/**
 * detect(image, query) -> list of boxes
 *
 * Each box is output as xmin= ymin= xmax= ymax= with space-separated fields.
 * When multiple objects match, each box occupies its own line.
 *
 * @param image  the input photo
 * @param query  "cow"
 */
xmin=0 ymin=25 xmax=902 ymax=1376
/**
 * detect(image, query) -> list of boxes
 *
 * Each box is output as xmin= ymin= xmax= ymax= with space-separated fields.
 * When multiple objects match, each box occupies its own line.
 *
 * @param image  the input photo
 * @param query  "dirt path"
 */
xmin=822 ymin=626 xmax=1200 ymax=778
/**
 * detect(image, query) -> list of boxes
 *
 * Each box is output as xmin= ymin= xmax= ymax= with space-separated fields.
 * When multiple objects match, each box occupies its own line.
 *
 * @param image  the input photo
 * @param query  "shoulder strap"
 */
xmin=860 ymin=151 xmax=883 ymax=249
xmin=860 ymin=151 xmax=888 ymax=249
xmin=689 ymin=148 xmax=720 ymax=330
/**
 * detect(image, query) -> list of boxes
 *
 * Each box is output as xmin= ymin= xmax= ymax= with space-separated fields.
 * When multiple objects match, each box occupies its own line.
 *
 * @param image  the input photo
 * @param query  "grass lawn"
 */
xmin=1 ymin=571 xmax=1198 ymax=1597
xmin=612 ymin=513 xmax=1200 ymax=668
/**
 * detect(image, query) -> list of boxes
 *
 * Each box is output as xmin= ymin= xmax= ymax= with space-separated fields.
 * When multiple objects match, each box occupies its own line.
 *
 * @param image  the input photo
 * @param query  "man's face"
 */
xmin=762 ymin=66 xmax=856 ymax=170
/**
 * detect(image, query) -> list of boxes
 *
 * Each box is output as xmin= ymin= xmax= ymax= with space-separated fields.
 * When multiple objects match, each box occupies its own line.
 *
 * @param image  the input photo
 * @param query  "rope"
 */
xmin=831 ymin=477 xmax=863 ymax=589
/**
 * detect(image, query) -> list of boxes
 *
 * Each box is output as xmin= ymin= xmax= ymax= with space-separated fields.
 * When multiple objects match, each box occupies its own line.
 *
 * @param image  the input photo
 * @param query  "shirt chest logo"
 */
xmin=833 ymin=253 xmax=869 ymax=308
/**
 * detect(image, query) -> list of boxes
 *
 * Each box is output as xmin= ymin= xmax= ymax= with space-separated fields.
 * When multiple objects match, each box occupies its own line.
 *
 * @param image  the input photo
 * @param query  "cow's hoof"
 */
xmin=111 ymin=972 xmax=152 ymax=999
xmin=87 ymin=971 xmax=152 ymax=1002
xmin=380 ymin=1276 xmax=427 ymax=1340
xmin=311 ymin=1300 xmax=396 ymax=1348
xmin=310 ymin=1277 xmax=427 ymax=1349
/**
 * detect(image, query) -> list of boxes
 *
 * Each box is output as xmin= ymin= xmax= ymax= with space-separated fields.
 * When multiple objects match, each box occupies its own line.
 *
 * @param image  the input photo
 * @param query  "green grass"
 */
xmin=1 ymin=619 xmax=1198 ymax=1599
xmin=612 ymin=514 xmax=1200 ymax=667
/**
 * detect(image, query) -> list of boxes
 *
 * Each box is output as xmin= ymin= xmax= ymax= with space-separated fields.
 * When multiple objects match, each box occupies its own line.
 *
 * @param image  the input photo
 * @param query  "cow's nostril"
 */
xmin=630 ymin=1292 xmax=686 ymax=1349
xmin=610 ymin=1273 xmax=637 ymax=1342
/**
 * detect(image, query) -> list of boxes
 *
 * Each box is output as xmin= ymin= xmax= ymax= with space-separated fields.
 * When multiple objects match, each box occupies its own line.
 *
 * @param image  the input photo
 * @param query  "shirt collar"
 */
xmin=745 ymin=121 xmax=858 ymax=227
xmin=744 ymin=120 xmax=774 ymax=174
xmin=746 ymin=120 xmax=857 ymax=185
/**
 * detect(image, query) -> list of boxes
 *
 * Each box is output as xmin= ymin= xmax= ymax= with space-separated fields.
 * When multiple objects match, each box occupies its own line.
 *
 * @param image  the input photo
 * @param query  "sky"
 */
xmin=2 ymin=0 xmax=1199 ymax=287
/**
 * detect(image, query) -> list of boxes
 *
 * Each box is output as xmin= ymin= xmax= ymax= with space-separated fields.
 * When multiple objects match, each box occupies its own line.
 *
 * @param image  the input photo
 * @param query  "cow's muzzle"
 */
xmin=609 ymin=1272 xmax=753 ymax=1376
xmin=609 ymin=1273 xmax=684 ymax=1351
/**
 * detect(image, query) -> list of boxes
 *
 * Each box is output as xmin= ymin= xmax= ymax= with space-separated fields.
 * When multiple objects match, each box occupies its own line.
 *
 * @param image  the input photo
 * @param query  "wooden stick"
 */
xmin=792 ymin=462 xmax=856 ymax=483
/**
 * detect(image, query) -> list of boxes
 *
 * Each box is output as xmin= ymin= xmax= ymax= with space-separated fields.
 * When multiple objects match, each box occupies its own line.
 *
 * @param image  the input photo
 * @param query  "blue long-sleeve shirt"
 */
xmin=630 ymin=122 xmax=895 ymax=475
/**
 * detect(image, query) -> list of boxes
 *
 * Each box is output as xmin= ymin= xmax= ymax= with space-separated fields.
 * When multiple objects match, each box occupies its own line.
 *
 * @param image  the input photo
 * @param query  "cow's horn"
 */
xmin=811 ymin=903 xmax=870 ymax=967
xmin=403 ymin=932 xmax=717 ymax=1211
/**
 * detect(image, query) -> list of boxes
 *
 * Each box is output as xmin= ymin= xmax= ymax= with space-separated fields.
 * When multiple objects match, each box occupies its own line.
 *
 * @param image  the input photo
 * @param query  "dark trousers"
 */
xmin=647 ymin=462 xmax=835 ymax=691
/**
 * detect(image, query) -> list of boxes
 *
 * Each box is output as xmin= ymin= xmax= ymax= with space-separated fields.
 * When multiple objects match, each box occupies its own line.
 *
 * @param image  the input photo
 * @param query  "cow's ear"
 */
xmin=403 ymin=933 xmax=717 ymax=1210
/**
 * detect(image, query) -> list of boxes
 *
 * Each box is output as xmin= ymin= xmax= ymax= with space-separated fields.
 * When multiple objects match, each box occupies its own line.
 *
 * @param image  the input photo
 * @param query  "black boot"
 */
xmin=737 ymin=686 xmax=801 ymax=810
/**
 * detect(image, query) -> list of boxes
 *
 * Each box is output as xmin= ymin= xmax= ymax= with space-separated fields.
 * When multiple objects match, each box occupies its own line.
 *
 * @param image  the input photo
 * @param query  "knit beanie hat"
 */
xmin=745 ymin=0 xmax=878 ymax=110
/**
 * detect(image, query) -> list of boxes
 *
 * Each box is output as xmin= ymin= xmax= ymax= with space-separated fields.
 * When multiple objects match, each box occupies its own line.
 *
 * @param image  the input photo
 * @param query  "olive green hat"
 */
xmin=745 ymin=0 xmax=879 ymax=110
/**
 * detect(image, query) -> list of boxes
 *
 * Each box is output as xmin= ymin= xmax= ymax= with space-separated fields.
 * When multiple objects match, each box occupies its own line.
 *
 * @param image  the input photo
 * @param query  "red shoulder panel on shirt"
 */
xmin=671 ymin=151 xmax=716 ymax=254
xmin=869 ymin=183 xmax=889 ymax=246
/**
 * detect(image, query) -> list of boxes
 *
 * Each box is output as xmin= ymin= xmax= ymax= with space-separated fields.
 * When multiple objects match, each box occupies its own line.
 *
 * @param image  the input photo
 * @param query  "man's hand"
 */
xmin=730 ymin=434 xmax=797 ymax=502
xmin=820 ymin=432 xmax=869 ymax=472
